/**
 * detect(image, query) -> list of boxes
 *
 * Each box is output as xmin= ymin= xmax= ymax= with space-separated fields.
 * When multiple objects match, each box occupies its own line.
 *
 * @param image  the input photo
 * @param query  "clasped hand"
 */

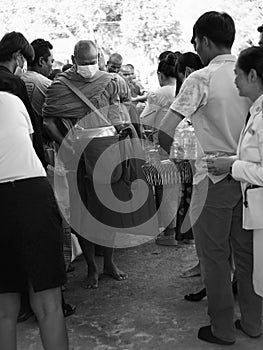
xmin=204 ymin=156 xmax=234 ymax=176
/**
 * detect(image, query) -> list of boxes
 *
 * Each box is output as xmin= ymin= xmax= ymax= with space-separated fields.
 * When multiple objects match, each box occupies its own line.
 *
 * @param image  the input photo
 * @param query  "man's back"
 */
xmin=22 ymin=70 xmax=52 ymax=118
xmin=190 ymin=55 xmax=250 ymax=154
xmin=170 ymin=54 xmax=251 ymax=184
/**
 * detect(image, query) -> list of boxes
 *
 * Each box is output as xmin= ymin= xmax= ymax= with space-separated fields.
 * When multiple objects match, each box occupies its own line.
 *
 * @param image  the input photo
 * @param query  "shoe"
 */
xmin=184 ymin=287 xmax=206 ymax=302
xmin=184 ymin=280 xmax=238 ymax=302
xmin=235 ymin=320 xmax=261 ymax=338
xmin=63 ymin=303 xmax=76 ymax=317
xmin=198 ymin=325 xmax=235 ymax=345
xmin=17 ymin=309 xmax=34 ymax=323
xmin=155 ymin=232 xmax=178 ymax=246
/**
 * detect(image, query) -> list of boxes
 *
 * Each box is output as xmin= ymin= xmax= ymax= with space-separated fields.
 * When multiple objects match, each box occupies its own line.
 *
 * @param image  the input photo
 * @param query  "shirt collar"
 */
xmin=0 ymin=65 xmax=12 ymax=73
xmin=209 ymin=54 xmax=236 ymax=65
xmin=250 ymin=93 xmax=263 ymax=116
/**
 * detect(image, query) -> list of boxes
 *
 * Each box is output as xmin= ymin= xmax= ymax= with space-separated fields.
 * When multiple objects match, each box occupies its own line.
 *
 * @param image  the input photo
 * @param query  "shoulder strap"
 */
xmin=58 ymin=76 xmax=111 ymax=126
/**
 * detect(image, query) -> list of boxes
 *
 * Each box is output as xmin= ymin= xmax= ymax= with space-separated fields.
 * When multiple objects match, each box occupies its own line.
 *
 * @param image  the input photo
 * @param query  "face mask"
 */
xmin=14 ymin=55 xmax=27 ymax=76
xmin=77 ymin=64 xmax=98 ymax=79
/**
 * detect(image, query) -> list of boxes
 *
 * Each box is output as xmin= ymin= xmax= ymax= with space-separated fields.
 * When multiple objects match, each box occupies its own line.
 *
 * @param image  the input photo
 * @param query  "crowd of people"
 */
xmin=0 ymin=9 xmax=263 ymax=350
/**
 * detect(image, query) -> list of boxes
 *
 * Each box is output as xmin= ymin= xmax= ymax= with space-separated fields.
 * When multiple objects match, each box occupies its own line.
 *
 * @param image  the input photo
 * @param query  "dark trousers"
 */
xmin=190 ymin=177 xmax=262 ymax=341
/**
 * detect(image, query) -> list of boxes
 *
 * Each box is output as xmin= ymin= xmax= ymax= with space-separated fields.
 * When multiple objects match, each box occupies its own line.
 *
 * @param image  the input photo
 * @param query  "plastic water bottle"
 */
xmin=181 ymin=124 xmax=197 ymax=160
xmin=145 ymin=144 xmax=160 ymax=163
xmin=170 ymin=121 xmax=197 ymax=160
xmin=170 ymin=127 xmax=184 ymax=159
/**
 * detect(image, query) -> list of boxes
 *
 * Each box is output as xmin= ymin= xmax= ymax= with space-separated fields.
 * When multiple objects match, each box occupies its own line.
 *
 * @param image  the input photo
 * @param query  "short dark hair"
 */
xmin=30 ymin=39 xmax=53 ymax=66
xmin=258 ymin=24 xmax=263 ymax=33
xmin=0 ymin=31 xmax=34 ymax=62
xmin=62 ymin=63 xmax=73 ymax=72
xmin=176 ymin=52 xmax=204 ymax=95
xmin=158 ymin=53 xmax=178 ymax=78
xmin=126 ymin=63 xmax=134 ymax=70
xmin=237 ymin=46 xmax=263 ymax=82
xmin=158 ymin=50 xmax=174 ymax=61
xmin=174 ymin=51 xmax=182 ymax=60
xmin=191 ymin=11 xmax=235 ymax=49
xmin=176 ymin=52 xmax=204 ymax=75
xmin=48 ymin=68 xmax=62 ymax=81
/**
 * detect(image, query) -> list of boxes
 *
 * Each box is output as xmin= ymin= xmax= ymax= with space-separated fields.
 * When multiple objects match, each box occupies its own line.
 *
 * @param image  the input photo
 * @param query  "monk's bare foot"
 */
xmin=81 ymin=271 xmax=99 ymax=289
xmin=103 ymin=263 xmax=128 ymax=281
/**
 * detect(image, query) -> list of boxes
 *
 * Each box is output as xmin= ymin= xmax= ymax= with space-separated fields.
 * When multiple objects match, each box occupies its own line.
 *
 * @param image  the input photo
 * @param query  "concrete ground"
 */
xmin=18 ymin=240 xmax=263 ymax=350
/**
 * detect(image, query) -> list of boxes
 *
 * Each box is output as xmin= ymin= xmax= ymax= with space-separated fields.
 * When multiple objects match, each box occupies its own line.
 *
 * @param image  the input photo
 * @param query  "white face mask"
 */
xmin=77 ymin=64 xmax=98 ymax=79
xmin=14 ymin=54 xmax=27 ymax=76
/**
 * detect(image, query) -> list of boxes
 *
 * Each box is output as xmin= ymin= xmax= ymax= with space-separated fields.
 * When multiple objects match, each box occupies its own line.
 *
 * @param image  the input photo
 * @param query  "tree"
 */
xmin=0 ymin=0 xmax=262 ymax=85
xmin=121 ymin=0 xmax=182 ymax=64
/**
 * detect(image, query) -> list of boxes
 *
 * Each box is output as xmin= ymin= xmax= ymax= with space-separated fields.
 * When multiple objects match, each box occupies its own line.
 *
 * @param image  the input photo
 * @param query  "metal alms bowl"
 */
xmin=74 ymin=125 xmax=117 ymax=139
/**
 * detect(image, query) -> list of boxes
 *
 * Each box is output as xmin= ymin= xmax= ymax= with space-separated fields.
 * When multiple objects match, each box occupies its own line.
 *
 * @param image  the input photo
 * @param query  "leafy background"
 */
xmin=1 ymin=0 xmax=262 ymax=87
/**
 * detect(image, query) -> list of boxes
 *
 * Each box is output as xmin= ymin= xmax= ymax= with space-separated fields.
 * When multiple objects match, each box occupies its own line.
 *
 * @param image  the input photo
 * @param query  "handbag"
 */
xmin=59 ymin=77 xmax=124 ymax=184
xmin=243 ymin=185 xmax=263 ymax=229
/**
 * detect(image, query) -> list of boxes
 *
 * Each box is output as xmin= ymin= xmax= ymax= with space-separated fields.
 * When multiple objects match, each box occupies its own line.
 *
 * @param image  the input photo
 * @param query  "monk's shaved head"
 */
xmin=72 ymin=40 xmax=98 ymax=66
xmin=74 ymin=40 xmax=97 ymax=58
xmin=108 ymin=53 xmax=123 ymax=63
xmin=107 ymin=52 xmax=123 ymax=73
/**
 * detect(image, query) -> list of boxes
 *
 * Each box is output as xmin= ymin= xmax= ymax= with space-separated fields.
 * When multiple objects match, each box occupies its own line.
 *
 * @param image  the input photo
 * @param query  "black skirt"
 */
xmin=0 ymin=177 xmax=66 ymax=293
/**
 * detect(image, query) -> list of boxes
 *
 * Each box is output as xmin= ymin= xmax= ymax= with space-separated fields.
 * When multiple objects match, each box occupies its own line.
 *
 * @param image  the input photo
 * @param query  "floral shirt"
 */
xmin=170 ymin=54 xmax=251 ymax=184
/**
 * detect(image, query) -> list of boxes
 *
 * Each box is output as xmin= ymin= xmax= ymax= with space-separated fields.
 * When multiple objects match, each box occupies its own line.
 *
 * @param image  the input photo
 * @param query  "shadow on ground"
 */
xmin=18 ymin=241 xmax=263 ymax=349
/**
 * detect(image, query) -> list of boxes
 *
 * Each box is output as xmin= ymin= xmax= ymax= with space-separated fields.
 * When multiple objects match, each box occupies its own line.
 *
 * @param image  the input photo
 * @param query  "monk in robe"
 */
xmin=43 ymin=40 xmax=128 ymax=288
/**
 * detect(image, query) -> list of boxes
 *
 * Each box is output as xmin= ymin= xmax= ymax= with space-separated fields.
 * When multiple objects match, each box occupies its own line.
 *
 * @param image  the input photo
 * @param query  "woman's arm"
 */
xmin=232 ymin=160 xmax=263 ymax=186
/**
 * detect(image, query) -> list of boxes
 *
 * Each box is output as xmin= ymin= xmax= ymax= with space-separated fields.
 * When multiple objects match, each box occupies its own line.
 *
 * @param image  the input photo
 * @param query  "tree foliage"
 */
xmin=0 ymin=0 xmax=262 ymax=73
xmin=121 ymin=0 xmax=182 ymax=63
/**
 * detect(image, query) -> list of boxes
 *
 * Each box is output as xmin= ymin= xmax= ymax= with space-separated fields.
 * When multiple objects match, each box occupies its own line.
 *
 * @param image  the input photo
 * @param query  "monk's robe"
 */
xmin=43 ymin=67 xmax=158 ymax=247
xmin=43 ymin=67 xmax=123 ymax=131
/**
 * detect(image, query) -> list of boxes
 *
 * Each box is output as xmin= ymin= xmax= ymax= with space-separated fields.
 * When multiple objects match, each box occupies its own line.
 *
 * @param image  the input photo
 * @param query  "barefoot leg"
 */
xmin=77 ymin=236 xmax=99 ymax=288
xmin=103 ymin=247 xmax=128 ymax=280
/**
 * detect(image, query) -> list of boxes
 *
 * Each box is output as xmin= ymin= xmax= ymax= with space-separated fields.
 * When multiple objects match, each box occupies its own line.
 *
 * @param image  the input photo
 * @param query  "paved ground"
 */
xmin=17 ymin=240 xmax=263 ymax=350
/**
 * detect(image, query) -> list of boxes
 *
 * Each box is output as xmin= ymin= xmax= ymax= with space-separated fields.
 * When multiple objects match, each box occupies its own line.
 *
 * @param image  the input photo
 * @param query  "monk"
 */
xmin=43 ymin=40 xmax=128 ymax=288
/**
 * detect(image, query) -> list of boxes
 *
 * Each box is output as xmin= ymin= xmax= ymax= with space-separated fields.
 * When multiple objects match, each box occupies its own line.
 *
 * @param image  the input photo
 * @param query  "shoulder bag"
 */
xmin=59 ymin=76 xmax=124 ymax=184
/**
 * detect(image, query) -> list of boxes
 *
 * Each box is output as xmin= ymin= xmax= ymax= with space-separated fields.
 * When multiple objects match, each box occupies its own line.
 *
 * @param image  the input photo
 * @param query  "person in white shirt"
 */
xmin=0 ymin=91 xmax=68 ymax=349
xmin=141 ymin=52 xmax=179 ymax=246
xmin=22 ymin=37 xmax=76 ymax=316
xmin=140 ymin=53 xmax=178 ymax=131
xmin=206 ymin=45 xmax=263 ymax=337
xmin=158 ymin=11 xmax=260 ymax=345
